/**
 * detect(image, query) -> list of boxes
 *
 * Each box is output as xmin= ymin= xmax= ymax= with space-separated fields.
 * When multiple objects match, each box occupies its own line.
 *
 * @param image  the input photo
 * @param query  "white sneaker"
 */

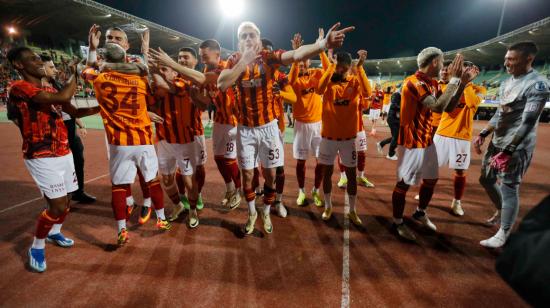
xmin=261 ymin=210 xmax=273 ymax=233
xmin=412 ymin=210 xmax=437 ymax=231
xmin=386 ymin=154 xmax=398 ymax=161
xmin=376 ymin=142 xmax=383 ymax=155
xmin=414 ymin=194 xmax=420 ymax=201
xmin=451 ymin=199 xmax=464 ymax=216
xmin=244 ymin=211 xmax=258 ymax=235
xmin=485 ymin=210 xmax=501 ymax=227
xmin=275 ymin=201 xmax=287 ymax=218
xmin=394 ymin=223 xmax=416 ymax=241
xmin=480 ymin=228 xmax=510 ymax=248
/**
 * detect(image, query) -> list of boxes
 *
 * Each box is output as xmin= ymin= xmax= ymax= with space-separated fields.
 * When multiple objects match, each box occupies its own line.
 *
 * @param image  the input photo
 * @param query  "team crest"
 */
xmin=534 ymin=81 xmax=547 ymax=92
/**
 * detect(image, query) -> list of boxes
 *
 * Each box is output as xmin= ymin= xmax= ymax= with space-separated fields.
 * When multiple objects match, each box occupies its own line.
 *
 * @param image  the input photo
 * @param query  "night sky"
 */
xmin=96 ymin=0 xmax=550 ymax=59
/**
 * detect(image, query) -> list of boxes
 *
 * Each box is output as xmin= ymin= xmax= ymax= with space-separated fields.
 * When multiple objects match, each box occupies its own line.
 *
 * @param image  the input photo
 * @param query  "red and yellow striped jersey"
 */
xmin=398 ymin=71 xmax=441 ymax=149
xmin=318 ymin=64 xmax=371 ymax=140
xmin=93 ymin=72 xmax=154 ymax=146
xmin=203 ymin=60 xmax=238 ymax=126
xmin=155 ymin=78 xmax=197 ymax=144
xmin=226 ymin=49 xmax=285 ymax=127
xmin=7 ymin=80 xmax=70 ymax=159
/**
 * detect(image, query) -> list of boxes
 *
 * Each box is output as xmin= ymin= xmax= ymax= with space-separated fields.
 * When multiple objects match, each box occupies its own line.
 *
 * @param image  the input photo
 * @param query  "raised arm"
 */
xmin=279 ymin=84 xmax=297 ymax=104
xmin=280 ymin=23 xmax=355 ymax=66
xmin=420 ymin=54 xmax=478 ymax=113
xmin=319 ymin=50 xmax=331 ymax=71
xmin=289 ymin=62 xmax=299 ymax=85
xmin=288 ymin=33 xmax=304 ymax=85
xmin=86 ymin=24 xmax=101 ymax=67
xmin=317 ymin=62 xmax=335 ymax=95
xmin=32 ymin=74 xmax=77 ymax=105
xmin=218 ymin=45 xmax=260 ymax=91
xmin=140 ymin=28 xmax=150 ymax=64
xmin=148 ymin=48 xmax=206 ymax=85
xmin=356 ymin=50 xmax=371 ymax=97
xmin=100 ymin=62 xmax=148 ymax=76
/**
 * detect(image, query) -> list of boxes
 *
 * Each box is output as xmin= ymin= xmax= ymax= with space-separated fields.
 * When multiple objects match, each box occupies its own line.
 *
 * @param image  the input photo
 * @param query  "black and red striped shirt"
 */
xmin=7 ymin=80 xmax=70 ymax=159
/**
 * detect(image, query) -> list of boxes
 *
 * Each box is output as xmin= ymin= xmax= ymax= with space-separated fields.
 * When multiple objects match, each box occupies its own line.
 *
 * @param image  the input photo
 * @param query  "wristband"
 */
xmin=449 ymin=77 xmax=460 ymax=85
xmin=87 ymin=49 xmax=97 ymax=65
xmin=479 ymin=129 xmax=491 ymax=138
xmin=318 ymin=39 xmax=327 ymax=50
xmin=502 ymin=144 xmax=516 ymax=155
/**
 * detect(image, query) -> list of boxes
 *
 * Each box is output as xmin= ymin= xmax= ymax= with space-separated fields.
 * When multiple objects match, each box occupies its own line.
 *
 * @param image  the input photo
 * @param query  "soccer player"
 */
xmin=262 ymin=38 xmax=296 ymax=218
xmin=41 ymin=55 xmax=96 ymax=204
xmin=391 ymin=49 xmax=477 ymax=241
xmin=288 ymin=31 xmax=330 ymax=207
xmin=91 ymin=42 xmax=171 ymax=245
xmin=178 ymin=48 xmax=208 ymax=212
xmin=86 ymin=24 xmax=153 ymax=218
xmin=376 ymin=86 xmax=401 ymax=160
xmin=474 ymin=42 xmax=549 ymax=248
xmin=381 ymin=86 xmax=393 ymax=124
xmin=317 ymin=50 xmax=371 ymax=226
xmin=368 ymin=83 xmax=384 ymax=136
xmin=218 ymin=21 xmax=354 ymax=234
xmin=433 ymin=60 xmax=483 ymax=216
xmin=146 ymin=60 xmax=202 ymax=228
xmin=198 ymin=39 xmax=241 ymax=210
xmin=337 ymin=60 xmax=375 ymax=189
xmin=148 ymin=42 xmax=243 ymax=213
xmin=7 ymin=47 xmax=99 ymax=272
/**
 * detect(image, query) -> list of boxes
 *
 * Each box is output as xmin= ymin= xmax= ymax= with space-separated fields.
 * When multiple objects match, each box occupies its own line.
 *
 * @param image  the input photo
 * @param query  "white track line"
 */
xmin=341 ymin=193 xmax=351 ymax=308
xmin=0 ymin=173 xmax=109 ymax=215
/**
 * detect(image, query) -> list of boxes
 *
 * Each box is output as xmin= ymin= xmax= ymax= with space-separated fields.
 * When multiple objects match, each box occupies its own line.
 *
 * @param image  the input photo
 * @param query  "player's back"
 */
xmin=93 ymin=71 xmax=153 ymax=146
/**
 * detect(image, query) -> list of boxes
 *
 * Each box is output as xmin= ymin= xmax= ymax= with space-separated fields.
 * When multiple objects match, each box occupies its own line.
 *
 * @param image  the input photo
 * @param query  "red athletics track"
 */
xmin=1 ymin=120 xmax=549 ymax=307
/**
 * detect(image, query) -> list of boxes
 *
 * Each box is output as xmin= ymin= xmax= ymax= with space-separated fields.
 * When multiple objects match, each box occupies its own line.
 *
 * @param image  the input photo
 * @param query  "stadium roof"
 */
xmin=2 ymin=0 xmax=549 ymax=74
xmin=0 ymin=0 xmax=234 ymax=58
xmin=358 ymin=17 xmax=550 ymax=75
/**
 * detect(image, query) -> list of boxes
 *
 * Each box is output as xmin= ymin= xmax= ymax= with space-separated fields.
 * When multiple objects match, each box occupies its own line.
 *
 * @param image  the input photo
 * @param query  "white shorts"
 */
xmin=194 ymin=135 xmax=207 ymax=166
xmin=24 ymin=153 xmax=78 ymax=199
xmin=396 ymin=143 xmax=439 ymax=185
xmin=433 ymin=134 xmax=471 ymax=170
xmin=319 ymin=138 xmax=357 ymax=167
xmin=212 ymin=123 xmax=237 ymax=159
xmin=382 ymin=104 xmax=390 ymax=113
xmin=279 ymin=125 xmax=285 ymax=146
xmin=157 ymin=140 xmax=197 ymax=176
xmin=109 ymin=144 xmax=158 ymax=185
xmin=237 ymin=120 xmax=285 ymax=170
xmin=369 ymin=109 xmax=381 ymax=120
xmin=292 ymin=120 xmax=322 ymax=160
xmin=355 ymin=130 xmax=367 ymax=151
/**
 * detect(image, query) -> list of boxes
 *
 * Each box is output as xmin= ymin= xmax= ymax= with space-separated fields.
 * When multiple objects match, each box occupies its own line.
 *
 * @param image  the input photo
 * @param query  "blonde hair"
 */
xmin=417 ymin=47 xmax=443 ymax=68
xmin=237 ymin=21 xmax=261 ymax=38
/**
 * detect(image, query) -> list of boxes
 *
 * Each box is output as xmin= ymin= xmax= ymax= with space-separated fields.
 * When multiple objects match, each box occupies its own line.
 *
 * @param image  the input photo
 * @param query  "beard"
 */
xmin=331 ymin=73 xmax=344 ymax=83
